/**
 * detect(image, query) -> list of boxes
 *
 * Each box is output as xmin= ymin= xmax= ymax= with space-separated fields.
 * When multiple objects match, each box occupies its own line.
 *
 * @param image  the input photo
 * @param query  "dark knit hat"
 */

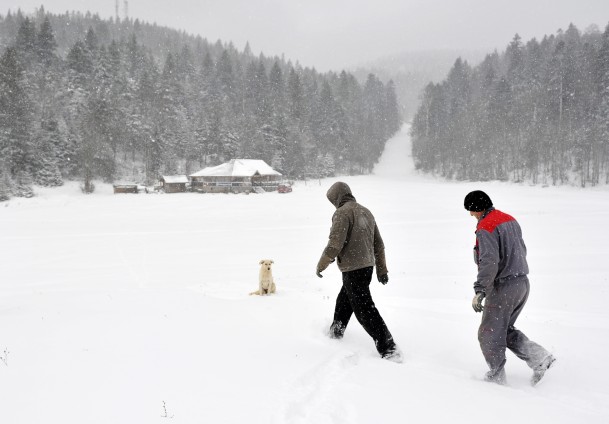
xmin=464 ymin=190 xmax=493 ymax=212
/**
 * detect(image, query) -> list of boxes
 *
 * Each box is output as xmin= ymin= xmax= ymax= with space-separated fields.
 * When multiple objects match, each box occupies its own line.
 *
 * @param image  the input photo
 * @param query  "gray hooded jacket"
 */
xmin=473 ymin=208 xmax=529 ymax=294
xmin=321 ymin=182 xmax=388 ymax=277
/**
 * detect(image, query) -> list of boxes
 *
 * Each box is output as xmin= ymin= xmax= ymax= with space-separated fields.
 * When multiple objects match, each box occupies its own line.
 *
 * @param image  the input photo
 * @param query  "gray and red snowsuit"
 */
xmin=473 ymin=208 xmax=551 ymax=382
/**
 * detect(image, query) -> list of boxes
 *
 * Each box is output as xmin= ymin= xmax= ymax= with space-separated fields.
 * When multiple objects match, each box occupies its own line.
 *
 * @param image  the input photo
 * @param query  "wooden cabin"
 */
xmin=190 ymin=159 xmax=282 ymax=193
xmin=113 ymin=184 xmax=139 ymax=194
xmin=160 ymin=175 xmax=189 ymax=193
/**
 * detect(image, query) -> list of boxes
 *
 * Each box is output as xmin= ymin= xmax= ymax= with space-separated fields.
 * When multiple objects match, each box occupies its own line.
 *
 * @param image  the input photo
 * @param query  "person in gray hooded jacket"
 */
xmin=465 ymin=190 xmax=555 ymax=385
xmin=316 ymin=181 xmax=401 ymax=362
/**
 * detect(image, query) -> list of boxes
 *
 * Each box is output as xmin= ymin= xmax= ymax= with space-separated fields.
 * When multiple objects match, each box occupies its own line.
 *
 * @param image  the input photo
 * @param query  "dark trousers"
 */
xmin=332 ymin=267 xmax=395 ymax=354
xmin=479 ymin=276 xmax=550 ymax=378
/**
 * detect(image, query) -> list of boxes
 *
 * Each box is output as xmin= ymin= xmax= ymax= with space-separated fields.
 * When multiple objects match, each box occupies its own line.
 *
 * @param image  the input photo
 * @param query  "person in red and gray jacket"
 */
xmin=464 ymin=190 xmax=555 ymax=385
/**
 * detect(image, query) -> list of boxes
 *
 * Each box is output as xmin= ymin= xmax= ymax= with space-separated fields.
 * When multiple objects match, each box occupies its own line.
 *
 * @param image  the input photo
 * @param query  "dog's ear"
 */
xmin=259 ymin=260 xmax=264 ymax=264
xmin=270 ymin=260 xmax=274 ymax=264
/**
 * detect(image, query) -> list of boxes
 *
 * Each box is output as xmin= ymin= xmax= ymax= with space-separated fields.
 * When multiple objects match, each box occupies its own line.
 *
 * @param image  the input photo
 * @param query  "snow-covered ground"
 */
xmin=1 ymin=126 xmax=609 ymax=423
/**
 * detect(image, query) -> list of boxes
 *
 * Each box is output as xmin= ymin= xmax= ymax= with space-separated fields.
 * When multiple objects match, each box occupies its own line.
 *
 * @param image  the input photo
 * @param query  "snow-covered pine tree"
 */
xmin=0 ymin=47 xmax=34 ymax=184
xmin=0 ymin=161 xmax=13 ymax=201
xmin=595 ymin=24 xmax=609 ymax=184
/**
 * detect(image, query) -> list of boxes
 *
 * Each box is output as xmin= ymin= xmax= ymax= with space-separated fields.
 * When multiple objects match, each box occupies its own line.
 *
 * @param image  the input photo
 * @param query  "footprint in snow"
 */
xmin=272 ymin=351 xmax=359 ymax=424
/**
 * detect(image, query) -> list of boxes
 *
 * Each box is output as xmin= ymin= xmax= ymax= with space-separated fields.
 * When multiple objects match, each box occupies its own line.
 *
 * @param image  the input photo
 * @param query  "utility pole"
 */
xmin=123 ymin=1 xmax=129 ymax=20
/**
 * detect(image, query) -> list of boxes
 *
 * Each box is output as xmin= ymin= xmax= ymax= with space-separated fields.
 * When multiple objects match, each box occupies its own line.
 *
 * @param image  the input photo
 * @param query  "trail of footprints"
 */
xmin=273 ymin=351 xmax=360 ymax=424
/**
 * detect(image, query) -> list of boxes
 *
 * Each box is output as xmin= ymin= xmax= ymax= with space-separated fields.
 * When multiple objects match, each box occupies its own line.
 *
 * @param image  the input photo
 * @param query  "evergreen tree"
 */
xmin=216 ymin=49 xmax=235 ymax=111
xmin=0 ymin=160 xmax=14 ymax=201
xmin=254 ymin=60 xmax=271 ymax=123
xmin=36 ymin=16 xmax=57 ymax=65
xmin=269 ymin=61 xmax=285 ymax=114
xmin=384 ymin=80 xmax=401 ymax=137
xmin=0 ymin=47 xmax=33 ymax=183
xmin=362 ymin=74 xmax=387 ymax=171
xmin=287 ymin=68 xmax=304 ymax=122
xmin=15 ymin=17 xmax=36 ymax=59
xmin=67 ymin=41 xmax=93 ymax=79
xmin=595 ymin=24 xmax=609 ymax=184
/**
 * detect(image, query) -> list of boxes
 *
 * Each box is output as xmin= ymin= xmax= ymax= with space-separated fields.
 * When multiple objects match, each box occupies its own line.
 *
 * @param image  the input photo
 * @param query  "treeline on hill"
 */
xmin=411 ymin=23 xmax=609 ymax=187
xmin=0 ymin=8 xmax=401 ymax=200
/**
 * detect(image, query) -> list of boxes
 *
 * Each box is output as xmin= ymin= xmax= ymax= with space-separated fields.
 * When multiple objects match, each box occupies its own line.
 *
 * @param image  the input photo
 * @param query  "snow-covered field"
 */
xmin=1 ymin=126 xmax=609 ymax=423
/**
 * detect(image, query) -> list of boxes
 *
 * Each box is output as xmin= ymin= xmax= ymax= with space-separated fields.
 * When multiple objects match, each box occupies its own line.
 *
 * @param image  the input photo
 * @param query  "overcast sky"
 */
xmin=2 ymin=0 xmax=609 ymax=71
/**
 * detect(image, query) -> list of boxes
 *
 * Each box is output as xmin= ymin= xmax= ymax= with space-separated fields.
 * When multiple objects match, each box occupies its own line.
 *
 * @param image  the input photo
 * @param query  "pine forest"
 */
xmin=0 ymin=8 xmax=402 ymax=200
xmin=411 ymin=23 xmax=609 ymax=187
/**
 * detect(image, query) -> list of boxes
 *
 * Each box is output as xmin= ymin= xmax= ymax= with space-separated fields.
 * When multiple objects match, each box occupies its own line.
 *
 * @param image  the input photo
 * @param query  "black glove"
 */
xmin=472 ymin=292 xmax=485 ymax=313
xmin=378 ymin=274 xmax=389 ymax=285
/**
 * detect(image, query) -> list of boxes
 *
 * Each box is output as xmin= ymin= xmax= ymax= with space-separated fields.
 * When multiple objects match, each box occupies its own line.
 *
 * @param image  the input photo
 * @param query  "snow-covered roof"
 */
xmin=161 ymin=175 xmax=189 ymax=184
xmin=190 ymin=159 xmax=281 ymax=177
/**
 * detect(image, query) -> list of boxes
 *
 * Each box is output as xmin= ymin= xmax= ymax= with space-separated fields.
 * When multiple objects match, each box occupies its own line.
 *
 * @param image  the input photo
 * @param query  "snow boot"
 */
xmin=381 ymin=346 xmax=403 ymax=363
xmin=531 ymin=355 xmax=556 ymax=386
xmin=484 ymin=368 xmax=507 ymax=385
xmin=328 ymin=321 xmax=346 ymax=339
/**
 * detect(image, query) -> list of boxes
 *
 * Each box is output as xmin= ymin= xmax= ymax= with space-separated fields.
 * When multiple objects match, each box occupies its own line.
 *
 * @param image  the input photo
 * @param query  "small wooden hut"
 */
xmin=160 ymin=175 xmax=189 ymax=193
xmin=113 ymin=184 xmax=139 ymax=194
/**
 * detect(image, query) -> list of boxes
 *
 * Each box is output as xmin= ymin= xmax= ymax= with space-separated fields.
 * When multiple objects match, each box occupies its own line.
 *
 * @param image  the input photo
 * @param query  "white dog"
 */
xmin=249 ymin=259 xmax=276 ymax=296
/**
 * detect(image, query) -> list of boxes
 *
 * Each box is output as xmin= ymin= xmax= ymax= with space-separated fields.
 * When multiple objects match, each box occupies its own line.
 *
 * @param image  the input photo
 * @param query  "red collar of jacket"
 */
xmin=476 ymin=208 xmax=516 ymax=233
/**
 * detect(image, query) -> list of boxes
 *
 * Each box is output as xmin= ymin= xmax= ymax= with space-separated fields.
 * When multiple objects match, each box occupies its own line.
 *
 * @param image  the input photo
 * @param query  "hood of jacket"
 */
xmin=326 ymin=182 xmax=356 ymax=208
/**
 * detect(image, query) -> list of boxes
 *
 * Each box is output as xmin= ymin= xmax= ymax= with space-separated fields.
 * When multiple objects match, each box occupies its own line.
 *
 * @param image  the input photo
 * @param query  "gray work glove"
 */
xmin=316 ymin=254 xmax=334 ymax=278
xmin=472 ymin=292 xmax=485 ymax=313
xmin=378 ymin=274 xmax=389 ymax=285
